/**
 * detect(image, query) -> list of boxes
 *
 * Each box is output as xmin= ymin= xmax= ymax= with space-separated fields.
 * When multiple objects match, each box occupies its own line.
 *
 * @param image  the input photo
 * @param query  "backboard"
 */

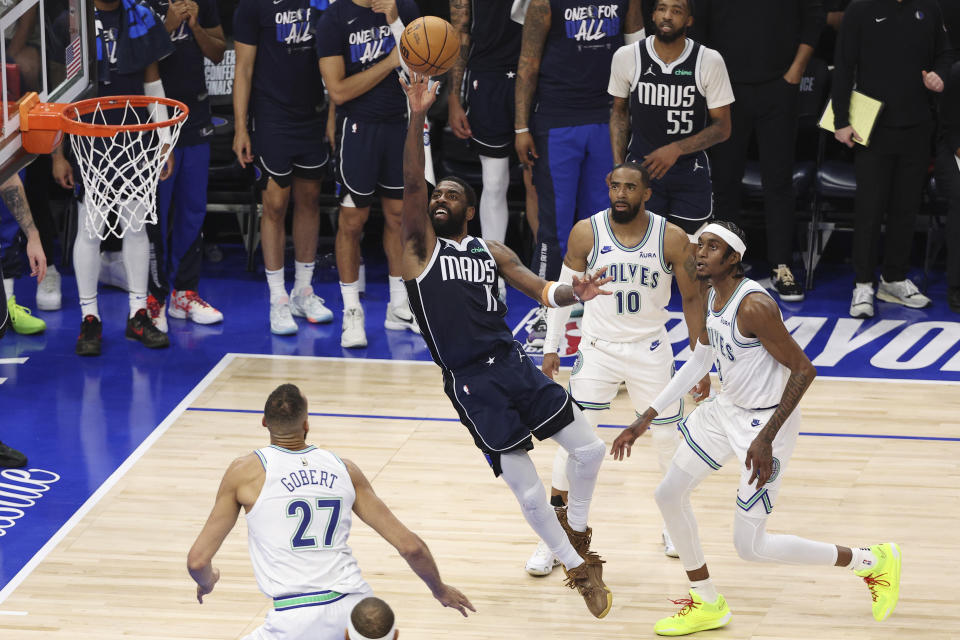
xmin=0 ymin=0 xmax=95 ymax=182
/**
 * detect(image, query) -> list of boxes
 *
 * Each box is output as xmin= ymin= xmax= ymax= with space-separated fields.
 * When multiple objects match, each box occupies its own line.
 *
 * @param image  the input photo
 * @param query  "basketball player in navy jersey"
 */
xmin=447 ymin=0 xmax=537 ymax=245
xmin=316 ymin=0 xmax=420 ymax=349
xmin=233 ymin=0 xmax=333 ymax=336
xmin=515 ymin=0 xmax=644 ymax=349
xmin=145 ymin=0 xmax=225 ymax=331
xmin=612 ymin=221 xmax=901 ymax=635
xmin=53 ymin=0 xmax=175 ymax=356
xmin=609 ymin=0 xmax=733 ymax=236
xmin=401 ymin=72 xmax=615 ymax=619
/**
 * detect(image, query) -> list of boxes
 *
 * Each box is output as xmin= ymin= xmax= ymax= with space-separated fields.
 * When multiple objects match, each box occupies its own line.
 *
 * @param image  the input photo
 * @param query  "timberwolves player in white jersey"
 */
xmin=401 ymin=73 xmax=616 ymax=619
xmin=187 ymin=384 xmax=473 ymax=639
xmin=526 ymin=161 xmax=707 ymax=575
xmin=612 ymin=223 xmax=902 ymax=636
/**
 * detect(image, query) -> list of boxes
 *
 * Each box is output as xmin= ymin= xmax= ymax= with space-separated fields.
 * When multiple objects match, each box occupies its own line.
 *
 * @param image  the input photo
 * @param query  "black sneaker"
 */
xmin=0 ymin=441 xmax=27 ymax=468
xmin=76 ymin=315 xmax=103 ymax=356
xmin=771 ymin=264 xmax=804 ymax=302
xmin=525 ymin=306 xmax=548 ymax=349
xmin=949 ymin=287 xmax=960 ymax=314
xmin=126 ymin=308 xmax=170 ymax=349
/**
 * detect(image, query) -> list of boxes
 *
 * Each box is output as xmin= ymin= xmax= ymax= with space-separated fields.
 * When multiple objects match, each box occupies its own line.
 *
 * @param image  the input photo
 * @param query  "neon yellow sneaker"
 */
xmin=8 ymin=295 xmax=46 ymax=335
xmin=654 ymin=590 xmax=731 ymax=636
xmin=856 ymin=542 xmax=901 ymax=622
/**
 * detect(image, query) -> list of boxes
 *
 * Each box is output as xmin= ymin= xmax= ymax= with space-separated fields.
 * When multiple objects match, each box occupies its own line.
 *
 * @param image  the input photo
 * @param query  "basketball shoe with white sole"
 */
xmin=525 ymin=540 xmax=560 ymax=576
xmin=341 ymin=307 xmax=367 ymax=348
xmin=384 ymin=302 xmax=419 ymax=334
xmin=291 ymin=289 xmax=334 ymax=323
xmin=147 ymin=294 xmax=168 ymax=333
xmin=270 ymin=300 xmax=297 ymax=335
xmin=169 ymin=290 xmax=223 ymax=324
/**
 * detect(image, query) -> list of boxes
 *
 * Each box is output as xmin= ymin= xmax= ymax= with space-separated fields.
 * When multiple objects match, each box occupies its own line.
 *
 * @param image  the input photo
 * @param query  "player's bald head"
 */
xmin=348 ymin=597 xmax=397 ymax=639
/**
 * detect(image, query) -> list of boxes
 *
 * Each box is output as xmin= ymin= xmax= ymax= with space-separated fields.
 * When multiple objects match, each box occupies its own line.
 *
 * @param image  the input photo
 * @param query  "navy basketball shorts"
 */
xmin=251 ymin=113 xmax=328 ymax=189
xmin=634 ymin=151 xmax=713 ymax=235
xmin=337 ymin=116 xmax=406 ymax=208
xmin=443 ymin=341 xmax=574 ymax=476
xmin=462 ymin=69 xmax=516 ymax=158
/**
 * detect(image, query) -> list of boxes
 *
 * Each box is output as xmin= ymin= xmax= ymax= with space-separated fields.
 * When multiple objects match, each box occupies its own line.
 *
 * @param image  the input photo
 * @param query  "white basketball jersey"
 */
xmin=245 ymin=445 xmax=369 ymax=598
xmin=706 ymin=279 xmax=789 ymax=409
xmin=581 ymin=210 xmax=673 ymax=342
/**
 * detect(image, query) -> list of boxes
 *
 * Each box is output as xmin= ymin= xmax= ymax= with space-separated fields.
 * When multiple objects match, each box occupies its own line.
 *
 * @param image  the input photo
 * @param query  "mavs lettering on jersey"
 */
xmin=564 ymin=4 xmax=621 ymax=42
xmin=275 ymin=9 xmax=314 ymax=46
xmin=348 ymin=25 xmax=395 ymax=66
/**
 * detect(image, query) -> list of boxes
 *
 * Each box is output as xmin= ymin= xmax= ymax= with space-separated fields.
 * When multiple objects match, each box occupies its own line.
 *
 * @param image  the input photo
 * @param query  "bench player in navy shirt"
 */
xmin=447 ymin=0 xmax=537 ymax=245
xmin=145 ymin=0 xmax=226 ymax=331
xmin=315 ymin=0 xmax=419 ymax=349
xmin=52 ymin=0 xmax=175 ymax=356
xmin=609 ymin=0 xmax=733 ymax=235
xmin=233 ymin=0 xmax=334 ymax=336
xmin=514 ymin=0 xmax=643 ymax=349
xmin=400 ymin=72 xmax=615 ymax=619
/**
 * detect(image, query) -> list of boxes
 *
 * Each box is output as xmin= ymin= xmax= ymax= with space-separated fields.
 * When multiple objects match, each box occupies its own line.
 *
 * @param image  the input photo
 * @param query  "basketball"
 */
xmin=399 ymin=16 xmax=459 ymax=77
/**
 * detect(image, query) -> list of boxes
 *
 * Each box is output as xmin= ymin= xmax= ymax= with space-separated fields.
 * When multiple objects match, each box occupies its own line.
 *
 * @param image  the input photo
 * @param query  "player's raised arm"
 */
xmin=399 ymin=73 xmax=440 ymax=273
xmin=737 ymin=293 xmax=817 ymax=488
xmin=486 ymin=239 xmax=611 ymax=307
xmin=344 ymin=458 xmax=475 ymax=617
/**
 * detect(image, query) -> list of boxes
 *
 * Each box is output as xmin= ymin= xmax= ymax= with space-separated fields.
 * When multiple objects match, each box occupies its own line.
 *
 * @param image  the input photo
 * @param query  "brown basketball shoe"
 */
xmin=555 ymin=505 xmax=592 ymax=558
xmin=563 ymin=551 xmax=612 ymax=618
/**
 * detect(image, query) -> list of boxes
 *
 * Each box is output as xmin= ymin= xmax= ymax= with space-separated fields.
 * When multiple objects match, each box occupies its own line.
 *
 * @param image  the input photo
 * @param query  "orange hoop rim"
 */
xmin=59 ymin=95 xmax=189 ymax=136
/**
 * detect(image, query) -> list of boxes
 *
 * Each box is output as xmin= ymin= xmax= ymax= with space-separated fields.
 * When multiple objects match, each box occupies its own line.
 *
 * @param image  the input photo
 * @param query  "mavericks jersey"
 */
xmin=245 ymin=445 xmax=368 ymax=598
xmin=628 ymin=37 xmax=709 ymax=165
xmin=406 ymin=236 xmax=512 ymax=372
xmin=582 ymin=210 xmax=672 ymax=342
xmin=706 ymin=279 xmax=789 ymax=410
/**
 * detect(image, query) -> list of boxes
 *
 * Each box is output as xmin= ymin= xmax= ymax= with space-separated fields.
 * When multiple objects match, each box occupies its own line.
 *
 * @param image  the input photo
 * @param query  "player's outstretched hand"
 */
xmin=745 ymin=434 xmax=774 ymax=489
xmin=542 ymin=352 xmax=560 ymax=379
xmin=571 ymin=266 xmax=613 ymax=302
xmin=611 ymin=411 xmax=654 ymax=461
xmin=400 ymin=72 xmax=440 ymax=115
xmin=433 ymin=583 xmax=476 ymax=617
xmin=196 ymin=567 xmax=220 ymax=604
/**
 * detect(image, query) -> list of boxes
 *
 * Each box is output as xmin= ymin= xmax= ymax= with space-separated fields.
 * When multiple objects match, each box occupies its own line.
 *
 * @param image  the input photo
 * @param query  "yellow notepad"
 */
xmin=818 ymin=91 xmax=884 ymax=146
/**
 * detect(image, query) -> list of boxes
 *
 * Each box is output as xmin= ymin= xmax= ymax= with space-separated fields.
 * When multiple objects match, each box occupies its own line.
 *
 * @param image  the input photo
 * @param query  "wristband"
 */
xmin=540 ymin=281 xmax=562 ymax=308
xmin=514 ymin=128 xmax=529 ymax=134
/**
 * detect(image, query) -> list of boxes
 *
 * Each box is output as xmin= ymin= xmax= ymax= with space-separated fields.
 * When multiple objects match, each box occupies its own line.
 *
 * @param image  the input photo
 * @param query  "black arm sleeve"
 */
xmin=799 ymin=0 xmax=826 ymax=48
xmin=932 ymin=5 xmax=956 ymax=82
xmin=831 ymin=3 xmax=860 ymax=129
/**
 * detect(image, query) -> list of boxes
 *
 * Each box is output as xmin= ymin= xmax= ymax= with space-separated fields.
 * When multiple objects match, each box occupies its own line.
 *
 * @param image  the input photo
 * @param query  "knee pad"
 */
xmin=654 ymin=473 xmax=688 ymax=509
xmin=570 ymin=438 xmax=605 ymax=478
xmin=518 ymin=482 xmax=550 ymax=527
xmin=733 ymin=514 xmax=764 ymax=562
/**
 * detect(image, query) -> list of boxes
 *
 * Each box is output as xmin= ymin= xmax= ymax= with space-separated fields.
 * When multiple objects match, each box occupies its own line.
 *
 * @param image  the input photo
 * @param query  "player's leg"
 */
xmin=258 ymin=171 xmax=296 ymax=335
xmin=0 ymin=208 xmax=45 ymax=335
xmin=708 ymin=83 xmax=754 ymax=230
xmin=467 ymin=70 xmax=515 ymax=244
xmin=378 ymin=119 xmax=417 ymax=334
xmin=167 ymin=142 xmax=223 ymax=325
xmin=147 ymin=144 xmax=181 ymax=331
xmin=664 ymin=158 xmax=714 ymax=236
xmin=652 ymin=402 xmax=735 ymax=636
xmin=577 ymin=122 xmax=614 ymax=222
xmin=74 ymin=197 xmax=106 ymax=355
xmin=288 ymin=174 xmax=333 ymax=325
xmin=729 ymin=409 xmax=901 ymax=622
xmin=478 ymin=155 xmax=510 ymax=242
xmin=121 ymin=200 xmax=169 ymax=349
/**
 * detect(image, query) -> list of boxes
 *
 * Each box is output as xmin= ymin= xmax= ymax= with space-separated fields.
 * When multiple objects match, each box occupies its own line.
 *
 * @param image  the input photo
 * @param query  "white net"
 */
xmin=68 ymin=99 xmax=185 ymax=240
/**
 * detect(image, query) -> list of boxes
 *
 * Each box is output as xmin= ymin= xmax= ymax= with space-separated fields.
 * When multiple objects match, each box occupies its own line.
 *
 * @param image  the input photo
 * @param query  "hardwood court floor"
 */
xmin=2 ymin=355 xmax=958 ymax=639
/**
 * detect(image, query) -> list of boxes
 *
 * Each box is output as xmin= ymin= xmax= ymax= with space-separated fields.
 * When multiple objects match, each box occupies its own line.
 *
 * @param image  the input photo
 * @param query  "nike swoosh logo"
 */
xmin=347 ymin=17 xmax=358 ymax=24
xmin=600 ymin=246 xmax=613 ymax=254
xmin=650 ymin=340 xmax=660 ymax=351
xmin=875 ymin=17 xmax=887 ymax=22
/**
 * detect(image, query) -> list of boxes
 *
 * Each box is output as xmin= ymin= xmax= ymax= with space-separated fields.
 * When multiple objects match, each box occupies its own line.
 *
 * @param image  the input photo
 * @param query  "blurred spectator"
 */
xmin=833 ymin=0 xmax=952 ymax=318
xmin=448 ymin=0 xmax=537 ymax=245
xmin=609 ymin=0 xmax=733 ymax=236
xmin=347 ymin=596 xmax=398 ymax=640
xmin=0 ymin=175 xmax=46 ymax=341
xmin=316 ymin=0 xmax=421 ymax=350
xmin=936 ymin=60 xmax=960 ymax=314
xmin=145 ymin=0 xmax=226 ymax=332
xmin=514 ymin=0 xmax=644 ymax=348
xmin=694 ymin=0 xmax=825 ymax=303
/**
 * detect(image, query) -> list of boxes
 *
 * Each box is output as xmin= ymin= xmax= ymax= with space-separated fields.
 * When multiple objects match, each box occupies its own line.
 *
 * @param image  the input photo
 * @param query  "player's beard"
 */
xmin=655 ymin=23 xmax=687 ymax=44
xmin=431 ymin=205 xmax=467 ymax=238
xmin=610 ymin=201 xmax=642 ymax=224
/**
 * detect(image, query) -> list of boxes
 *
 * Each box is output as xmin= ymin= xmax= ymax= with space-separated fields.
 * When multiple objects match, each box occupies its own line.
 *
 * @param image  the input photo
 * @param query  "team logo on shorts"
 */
xmin=768 ymin=457 xmax=781 ymax=483
xmin=462 ymin=384 xmax=470 ymax=395
xmin=572 ymin=351 xmax=583 ymax=375
xmin=351 ymin=123 xmax=358 ymax=133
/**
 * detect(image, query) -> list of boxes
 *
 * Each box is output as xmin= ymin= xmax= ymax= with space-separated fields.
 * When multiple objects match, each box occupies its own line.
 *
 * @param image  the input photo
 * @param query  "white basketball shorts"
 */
xmin=243 ymin=590 xmax=371 ymax=640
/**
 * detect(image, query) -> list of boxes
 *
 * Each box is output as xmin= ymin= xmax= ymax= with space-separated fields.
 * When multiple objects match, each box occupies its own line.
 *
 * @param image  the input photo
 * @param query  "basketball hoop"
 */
xmin=19 ymin=91 xmax=189 ymax=240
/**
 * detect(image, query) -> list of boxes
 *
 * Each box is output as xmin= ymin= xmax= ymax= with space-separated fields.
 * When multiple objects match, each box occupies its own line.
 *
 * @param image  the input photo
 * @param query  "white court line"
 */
xmin=0 ymin=378 xmax=6 ymax=385
xmin=0 ymin=357 xmax=28 ymax=365
xmin=0 ymin=610 xmax=28 ymax=615
xmin=0 ymin=352 xmax=238 ymax=606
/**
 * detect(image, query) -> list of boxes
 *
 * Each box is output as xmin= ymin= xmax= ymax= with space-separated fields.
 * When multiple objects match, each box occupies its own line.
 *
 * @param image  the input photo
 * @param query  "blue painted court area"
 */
xmin=0 ymin=246 xmax=958 ymax=595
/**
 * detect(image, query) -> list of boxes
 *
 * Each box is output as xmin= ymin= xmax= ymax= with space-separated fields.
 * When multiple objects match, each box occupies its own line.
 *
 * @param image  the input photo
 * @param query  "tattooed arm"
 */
xmin=739 ymin=293 xmax=817 ymax=488
xmin=0 ymin=175 xmax=46 ymax=282
xmin=514 ymin=0 xmax=550 ymax=168
xmin=447 ymin=0 xmax=472 ymax=139
xmin=610 ymin=96 xmax=630 ymax=166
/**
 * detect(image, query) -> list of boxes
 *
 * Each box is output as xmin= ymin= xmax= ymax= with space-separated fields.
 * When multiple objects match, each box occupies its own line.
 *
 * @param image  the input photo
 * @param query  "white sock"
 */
xmin=293 ymin=260 xmax=315 ymax=296
xmin=479 ymin=155 xmax=510 ymax=243
xmin=74 ymin=214 xmax=102 ymax=320
xmin=48 ymin=264 xmax=58 ymax=276
xmin=122 ymin=226 xmax=149 ymax=318
xmin=3 ymin=278 xmax=12 ymax=299
xmin=340 ymin=280 xmax=361 ymax=310
xmin=847 ymin=547 xmax=877 ymax=572
xmin=266 ymin=268 xmax=287 ymax=303
xmin=388 ymin=276 xmax=407 ymax=308
xmin=690 ymin=578 xmax=719 ymax=604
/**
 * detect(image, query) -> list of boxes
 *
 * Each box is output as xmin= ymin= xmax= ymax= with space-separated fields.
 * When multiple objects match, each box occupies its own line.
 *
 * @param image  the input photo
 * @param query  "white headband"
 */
xmin=699 ymin=223 xmax=747 ymax=259
xmin=347 ymin=618 xmax=396 ymax=640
